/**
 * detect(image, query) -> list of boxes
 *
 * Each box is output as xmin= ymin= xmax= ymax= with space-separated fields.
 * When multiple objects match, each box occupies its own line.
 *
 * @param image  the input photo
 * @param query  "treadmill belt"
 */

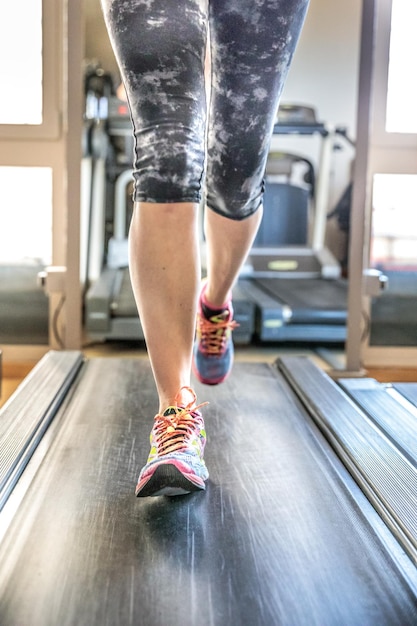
xmin=255 ymin=277 xmax=347 ymax=323
xmin=0 ymin=359 xmax=416 ymax=625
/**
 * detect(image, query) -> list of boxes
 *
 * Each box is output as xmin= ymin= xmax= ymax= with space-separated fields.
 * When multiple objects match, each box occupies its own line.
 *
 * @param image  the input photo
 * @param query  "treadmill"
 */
xmin=84 ymin=102 xmax=350 ymax=345
xmin=1 ymin=351 xmax=417 ymax=624
xmin=84 ymin=94 xmax=255 ymax=345
xmin=237 ymin=104 xmax=350 ymax=343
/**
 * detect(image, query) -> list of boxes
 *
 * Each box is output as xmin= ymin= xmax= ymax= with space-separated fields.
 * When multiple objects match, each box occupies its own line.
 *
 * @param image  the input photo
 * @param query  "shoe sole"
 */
xmin=136 ymin=463 xmax=206 ymax=498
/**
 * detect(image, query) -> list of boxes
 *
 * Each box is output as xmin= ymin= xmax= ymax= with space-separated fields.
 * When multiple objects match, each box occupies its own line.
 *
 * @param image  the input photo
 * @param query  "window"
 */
xmin=371 ymin=173 xmax=417 ymax=271
xmin=0 ymin=1 xmax=43 ymax=125
xmin=386 ymin=0 xmax=417 ymax=133
xmin=0 ymin=166 xmax=53 ymax=263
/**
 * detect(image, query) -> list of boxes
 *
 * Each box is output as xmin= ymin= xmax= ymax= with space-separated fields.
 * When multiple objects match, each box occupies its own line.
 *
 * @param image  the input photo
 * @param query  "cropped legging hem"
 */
xmin=133 ymin=194 xmax=202 ymax=205
xmin=132 ymin=194 xmax=262 ymax=221
xmin=102 ymin=0 xmax=309 ymax=220
xmin=205 ymin=195 xmax=264 ymax=221
xmin=205 ymin=202 xmax=263 ymax=222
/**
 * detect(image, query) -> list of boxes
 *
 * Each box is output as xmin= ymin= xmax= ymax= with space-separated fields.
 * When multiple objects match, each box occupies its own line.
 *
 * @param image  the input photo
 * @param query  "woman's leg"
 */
xmin=205 ymin=0 xmax=311 ymax=288
xmin=101 ymin=0 xmax=207 ymax=406
xmin=102 ymin=0 xmax=210 ymax=496
xmin=128 ymin=201 xmax=200 ymax=412
xmin=205 ymin=0 xmax=310 ymax=222
xmin=193 ymin=0 xmax=310 ymax=384
xmin=203 ymin=205 xmax=263 ymax=308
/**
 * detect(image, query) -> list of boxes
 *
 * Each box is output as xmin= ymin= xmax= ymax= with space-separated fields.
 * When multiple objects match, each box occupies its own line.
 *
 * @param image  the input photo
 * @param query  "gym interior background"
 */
xmin=1 ymin=2 xmax=417 ymax=622
xmin=0 ymin=0 xmax=416 ymax=401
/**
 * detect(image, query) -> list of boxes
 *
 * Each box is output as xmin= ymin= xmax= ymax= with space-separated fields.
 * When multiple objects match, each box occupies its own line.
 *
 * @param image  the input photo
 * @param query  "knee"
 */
xmin=205 ymin=166 xmax=265 ymax=221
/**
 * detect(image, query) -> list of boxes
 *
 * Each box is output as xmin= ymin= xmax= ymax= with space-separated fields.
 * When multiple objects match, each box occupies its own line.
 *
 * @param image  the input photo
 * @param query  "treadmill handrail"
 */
xmin=273 ymin=122 xmax=328 ymax=136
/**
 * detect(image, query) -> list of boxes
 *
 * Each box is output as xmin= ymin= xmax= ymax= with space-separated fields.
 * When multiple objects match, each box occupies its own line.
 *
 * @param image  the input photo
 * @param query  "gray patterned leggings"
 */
xmin=102 ymin=0 xmax=309 ymax=220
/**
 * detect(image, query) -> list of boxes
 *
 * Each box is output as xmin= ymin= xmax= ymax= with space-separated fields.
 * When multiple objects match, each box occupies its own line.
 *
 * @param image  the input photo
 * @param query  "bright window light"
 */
xmin=386 ymin=0 xmax=417 ymax=133
xmin=0 ymin=167 xmax=53 ymax=263
xmin=0 ymin=1 xmax=43 ymax=124
xmin=371 ymin=173 xmax=417 ymax=269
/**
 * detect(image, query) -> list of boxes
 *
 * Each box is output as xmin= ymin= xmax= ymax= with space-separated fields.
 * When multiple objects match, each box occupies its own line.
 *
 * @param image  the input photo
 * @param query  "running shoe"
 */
xmin=192 ymin=285 xmax=239 ymax=385
xmin=135 ymin=386 xmax=208 ymax=497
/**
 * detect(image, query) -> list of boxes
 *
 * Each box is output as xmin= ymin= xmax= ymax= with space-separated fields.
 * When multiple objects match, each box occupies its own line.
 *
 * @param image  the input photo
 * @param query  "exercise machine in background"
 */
xmin=82 ymin=88 xmax=353 ymax=345
xmin=235 ymin=105 xmax=355 ymax=343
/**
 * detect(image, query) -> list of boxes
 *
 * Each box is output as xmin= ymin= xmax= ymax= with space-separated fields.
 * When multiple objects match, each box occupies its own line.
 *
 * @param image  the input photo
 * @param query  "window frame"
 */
xmin=361 ymin=0 xmax=417 ymax=367
xmin=0 ymin=0 xmax=83 ymax=354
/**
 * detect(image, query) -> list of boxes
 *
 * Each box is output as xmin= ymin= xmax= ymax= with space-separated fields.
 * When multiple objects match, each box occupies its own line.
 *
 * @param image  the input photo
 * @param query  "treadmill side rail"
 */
xmin=338 ymin=377 xmax=417 ymax=469
xmin=278 ymin=355 xmax=417 ymax=566
xmin=0 ymin=350 xmax=84 ymax=511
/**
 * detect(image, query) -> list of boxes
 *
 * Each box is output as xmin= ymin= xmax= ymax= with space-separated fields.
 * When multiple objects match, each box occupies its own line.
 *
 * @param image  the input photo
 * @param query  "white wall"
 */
xmin=282 ymin=0 xmax=361 ymax=136
xmin=278 ymin=0 xmax=362 ymax=257
xmin=280 ymin=0 xmax=361 ymax=196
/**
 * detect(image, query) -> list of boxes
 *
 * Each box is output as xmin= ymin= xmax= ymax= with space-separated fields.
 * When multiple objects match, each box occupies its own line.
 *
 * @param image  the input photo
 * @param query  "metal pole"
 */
xmin=345 ymin=0 xmax=377 ymax=373
xmin=64 ymin=0 xmax=83 ymax=348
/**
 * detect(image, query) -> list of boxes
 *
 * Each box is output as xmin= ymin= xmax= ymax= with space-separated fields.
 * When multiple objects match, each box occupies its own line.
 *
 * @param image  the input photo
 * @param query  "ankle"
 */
xmin=201 ymin=283 xmax=231 ymax=312
xmin=158 ymin=384 xmax=197 ymax=414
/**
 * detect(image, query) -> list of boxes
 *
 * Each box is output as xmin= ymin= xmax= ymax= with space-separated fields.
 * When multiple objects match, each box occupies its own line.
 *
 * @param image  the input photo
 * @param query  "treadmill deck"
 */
xmin=0 ymin=356 xmax=416 ymax=625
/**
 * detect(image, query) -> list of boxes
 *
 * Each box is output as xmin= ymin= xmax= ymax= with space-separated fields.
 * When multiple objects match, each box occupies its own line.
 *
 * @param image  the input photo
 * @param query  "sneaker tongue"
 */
xmin=202 ymin=302 xmax=230 ymax=322
xmin=163 ymin=406 xmax=178 ymax=416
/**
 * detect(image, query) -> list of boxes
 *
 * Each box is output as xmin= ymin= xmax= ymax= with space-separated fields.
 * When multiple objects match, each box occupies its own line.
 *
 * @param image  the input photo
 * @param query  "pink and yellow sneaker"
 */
xmin=135 ymin=387 xmax=208 ymax=498
xmin=192 ymin=283 xmax=239 ymax=385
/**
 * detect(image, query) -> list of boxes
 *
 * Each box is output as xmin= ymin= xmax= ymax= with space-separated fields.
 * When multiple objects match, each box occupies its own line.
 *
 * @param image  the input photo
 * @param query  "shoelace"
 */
xmin=197 ymin=313 xmax=239 ymax=355
xmin=153 ymin=386 xmax=208 ymax=456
